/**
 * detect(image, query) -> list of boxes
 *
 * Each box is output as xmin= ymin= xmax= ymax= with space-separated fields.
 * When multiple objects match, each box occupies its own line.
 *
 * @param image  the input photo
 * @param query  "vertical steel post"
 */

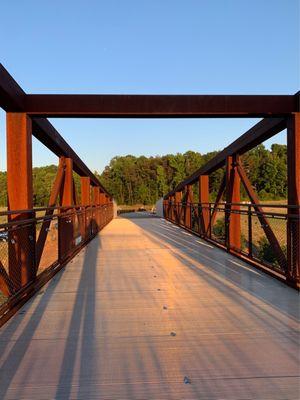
xmin=93 ymin=186 xmax=100 ymax=232
xmin=59 ymin=158 xmax=74 ymax=260
xmin=81 ymin=177 xmax=91 ymax=239
xmin=287 ymin=113 xmax=300 ymax=284
xmin=248 ymin=204 xmax=253 ymax=257
xmin=171 ymin=195 xmax=175 ymax=221
xmin=185 ymin=185 xmax=192 ymax=229
xmin=175 ymin=191 xmax=182 ymax=224
xmin=99 ymin=192 xmax=106 ymax=205
xmin=7 ymin=113 xmax=35 ymax=290
xmin=226 ymin=155 xmax=241 ymax=251
xmin=199 ymin=175 xmax=209 ymax=235
xmin=99 ymin=192 xmax=106 ymax=228
xmin=93 ymin=186 xmax=100 ymax=205
xmin=81 ymin=177 xmax=91 ymax=205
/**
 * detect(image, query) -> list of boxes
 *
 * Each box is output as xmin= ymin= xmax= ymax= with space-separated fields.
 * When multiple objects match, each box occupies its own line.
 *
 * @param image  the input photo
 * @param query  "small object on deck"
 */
xmin=184 ymin=376 xmax=191 ymax=384
xmin=157 ymin=288 xmax=161 ymax=291
xmin=163 ymin=305 xmax=168 ymax=310
xmin=170 ymin=331 xmax=176 ymax=336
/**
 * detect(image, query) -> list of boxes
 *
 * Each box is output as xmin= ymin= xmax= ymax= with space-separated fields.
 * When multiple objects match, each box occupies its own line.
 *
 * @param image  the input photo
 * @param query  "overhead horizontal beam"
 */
xmin=32 ymin=118 xmax=110 ymax=194
xmin=22 ymin=94 xmax=298 ymax=118
xmin=164 ymin=117 xmax=287 ymax=198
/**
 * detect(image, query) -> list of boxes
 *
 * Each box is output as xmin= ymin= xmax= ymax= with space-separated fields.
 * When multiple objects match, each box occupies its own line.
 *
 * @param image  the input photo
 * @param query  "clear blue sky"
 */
xmin=0 ymin=0 xmax=299 ymax=173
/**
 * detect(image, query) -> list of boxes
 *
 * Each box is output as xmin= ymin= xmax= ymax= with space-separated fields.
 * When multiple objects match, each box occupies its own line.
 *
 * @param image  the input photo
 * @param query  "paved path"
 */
xmin=0 ymin=214 xmax=299 ymax=399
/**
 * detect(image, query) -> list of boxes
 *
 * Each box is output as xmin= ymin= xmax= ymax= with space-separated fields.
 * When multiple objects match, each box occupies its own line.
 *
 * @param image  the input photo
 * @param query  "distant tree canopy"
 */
xmin=0 ymin=144 xmax=287 ymax=207
xmin=100 ymin=144 xmax=287 ymax=205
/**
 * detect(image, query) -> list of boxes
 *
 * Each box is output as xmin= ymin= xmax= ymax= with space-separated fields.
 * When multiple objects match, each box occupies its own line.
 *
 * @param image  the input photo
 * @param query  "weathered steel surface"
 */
xmin=287 ymin=113 xmax=300 ymax=282
xmin=0 ymin=216 xmax=298 ymax=399
xmin=22 ymin=94 xmax=298 ymax=117
xmin=1 ymin=64 xmax=299 ymax=117
xmin=0 ymin=65 xmax=110 ymax=195
xmin=226 ymin=155 xmax=241 ymax=250
xmin=198 ymin=175 xmax=209 ymax=233
xmin=6 ymin=113 xmax=35 ymax=289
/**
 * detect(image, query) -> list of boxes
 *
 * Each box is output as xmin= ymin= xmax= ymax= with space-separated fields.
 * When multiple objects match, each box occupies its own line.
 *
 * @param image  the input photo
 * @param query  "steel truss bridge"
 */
xmin=0 ymin=64 xmax=299 ymax=399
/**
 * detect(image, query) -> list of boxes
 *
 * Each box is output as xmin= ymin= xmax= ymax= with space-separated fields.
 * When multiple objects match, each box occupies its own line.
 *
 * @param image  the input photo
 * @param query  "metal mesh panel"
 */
xmin=36 ymin=217 xmax=59 ymax=274
xmin=191 ymin=204 xmax=199 ymax=233
xmin=211 ymin=208 xmax=226 ymax=245
xmin=0 ymin=225 xmax=9 ymax=306
xmin=240 ymin=211 xmax=249 ymax=254
xmin=251 ymin=211 xmax=287 ymax=272
xmin=73 ymin=208 xmax=84 ymax=248
xmin=163 ymin=201 xmax=298 ymax=281
xmin=0 ymin=204 xmax=114 ymax=324
xmin=288 ymin=216 xmax=300 ymax=281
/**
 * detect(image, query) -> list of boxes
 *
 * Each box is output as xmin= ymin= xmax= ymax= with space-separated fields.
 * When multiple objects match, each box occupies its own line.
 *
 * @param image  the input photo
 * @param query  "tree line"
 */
xmin=101 ymin=143 xmax=287 ymax=204
xmin=0 ymin=143 xmax=287 ymax=207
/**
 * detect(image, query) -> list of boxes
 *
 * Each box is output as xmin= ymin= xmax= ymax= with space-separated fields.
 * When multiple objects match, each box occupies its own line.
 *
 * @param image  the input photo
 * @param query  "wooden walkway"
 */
xmin=0 ymin=213 xmax=299 ymax=399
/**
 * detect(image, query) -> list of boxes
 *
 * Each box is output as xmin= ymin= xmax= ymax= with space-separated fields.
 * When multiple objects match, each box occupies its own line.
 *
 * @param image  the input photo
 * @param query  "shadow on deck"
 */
xmin=0 ymin=214 xmax=299 ymax=399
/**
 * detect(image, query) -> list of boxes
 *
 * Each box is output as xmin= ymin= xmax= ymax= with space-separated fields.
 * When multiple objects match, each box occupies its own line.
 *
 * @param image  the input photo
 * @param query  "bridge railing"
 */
xmin=164 ymin=201 xmax=299 ymax=285
xmin=0 ymin=204 xmax=113 ymax=325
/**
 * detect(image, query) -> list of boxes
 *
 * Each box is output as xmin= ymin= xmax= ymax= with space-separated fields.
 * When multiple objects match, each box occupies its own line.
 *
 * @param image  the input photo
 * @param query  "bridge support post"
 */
xmin=59 ymin=157 xmax=74 ymax=260
xmin=175 ymin=191 xmax=182 ymax=224
xmin=81 ymin=177 xmax=91 ymax=240
xmin=170 ymin=195 xmax=175 ymax=221
xmin=93 ymin=186 xmax=100 ymax=232
xmin=99 ymin=192 xmax=106 ymax=228
xmin=226 ymin=155 xmax=241 ymax=251
xmin=6 ymin=113 xmax=35 ymax=290
xmin=199 ymin=175 xmax=209 ymax=235
xmin=287 ymin=112 xmax=300 ymax=285
xmin=184 ymin=185 xmax=193 ymax=229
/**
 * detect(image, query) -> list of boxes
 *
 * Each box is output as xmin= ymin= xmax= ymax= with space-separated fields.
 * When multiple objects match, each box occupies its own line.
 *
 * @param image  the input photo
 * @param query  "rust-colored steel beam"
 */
xmin=93 ymin=187 xmax=101 ymax=228
xmin=206 ymin=174 xmax=226 ymax=235
xmin=237 ymin=162 xmax=287 ymax=271
xmin=199 ymin=175 xmax=209 ymax=234
xmin=165 ymin=117 xmax=287 ymax=198
xmin=0 ymin=263 xmax=13 ymax=296
xmin=6 ymin=113 xmax=35 ymax=290
xmin=184 ymin=185 xmax=193 ymax=229
xmin=59 ymin=158 xmax=74 ymax=260
xmin=0 ymin=65 xmax=111 ymax=197
xmin=81 ymin=177 xmax=91 ymax=205
xmin=36 ymin=157 xmax=65 ymax=268
xmin=287 ymin=113 xmax=300 ymax=283
xmin=226 ymin=155 xmax=241 ymax=250
xmin=81 ymin=177 xmax=91 ymax=239
xmin=61 ymin=158 xmax=73 ymax=206
xmin=1 ymin=65 xmax=298 ymax=117
xmin=99 ymin=192 xmax=106 ymax=205
xmin=93 ymin=187 xmax=100 ymax=205
xmin=22 ymin=94 xmax=298 ymax=117
xmin=174 ymin=192 xmax=181 ymax=224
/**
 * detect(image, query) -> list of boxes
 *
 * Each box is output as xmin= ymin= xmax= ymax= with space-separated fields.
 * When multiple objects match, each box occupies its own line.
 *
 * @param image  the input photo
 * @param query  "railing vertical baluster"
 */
xmin=248 ymin=205 xmax=253 ymax=257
